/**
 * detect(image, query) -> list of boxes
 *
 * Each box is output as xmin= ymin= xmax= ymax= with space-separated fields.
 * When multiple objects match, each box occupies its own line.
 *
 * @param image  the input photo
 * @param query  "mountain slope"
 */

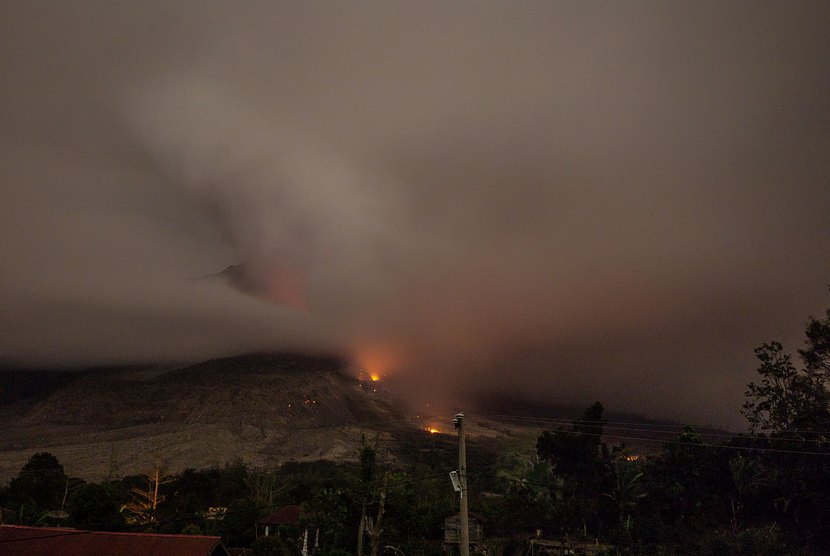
xmin=0 ymin=354 xmax=410 ymax=481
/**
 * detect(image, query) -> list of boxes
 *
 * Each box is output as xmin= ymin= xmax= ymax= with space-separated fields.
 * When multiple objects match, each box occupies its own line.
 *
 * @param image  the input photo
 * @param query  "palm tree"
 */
xmin=604 ymin=459 xmax=646 ymax=532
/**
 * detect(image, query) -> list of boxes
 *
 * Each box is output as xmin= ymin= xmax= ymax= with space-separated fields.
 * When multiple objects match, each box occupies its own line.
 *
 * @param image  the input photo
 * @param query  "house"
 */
xmin=257 ymin=505 xmax=322 ymax=556
xmin=528 ymin=538 xmax=612 ymax=556
xmin=256 ymin=504 xmax=302 ymax=537
xmin=443 ymin=513 xmax=487 ymax=554
xmin=0 ymin=524 xmax=230 ymax=556
xmin=0 ymin=507 xmax=14 ymax=525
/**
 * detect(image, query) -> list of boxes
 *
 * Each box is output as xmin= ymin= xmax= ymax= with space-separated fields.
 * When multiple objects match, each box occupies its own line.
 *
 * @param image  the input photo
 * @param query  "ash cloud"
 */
xmin=1 ymin=2 xmax=829 ymax=427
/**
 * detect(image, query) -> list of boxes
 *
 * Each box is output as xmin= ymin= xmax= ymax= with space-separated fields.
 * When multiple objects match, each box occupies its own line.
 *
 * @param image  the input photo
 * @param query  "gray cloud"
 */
xmin=1 ymin=1 xmax=829 ymax=427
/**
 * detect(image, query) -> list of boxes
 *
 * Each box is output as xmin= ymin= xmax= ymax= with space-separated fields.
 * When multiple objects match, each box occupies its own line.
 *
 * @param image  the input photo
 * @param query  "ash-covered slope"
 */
xmin=21 ymin=354 xmax=398 ymax=429
xmin=0 ymin=354 xmax=410 ymax=481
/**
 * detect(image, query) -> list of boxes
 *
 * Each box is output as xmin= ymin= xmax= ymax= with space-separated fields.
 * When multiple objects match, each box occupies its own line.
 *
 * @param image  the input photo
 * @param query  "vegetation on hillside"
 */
xmin=1 ymin=299 xmax=828 ymax=555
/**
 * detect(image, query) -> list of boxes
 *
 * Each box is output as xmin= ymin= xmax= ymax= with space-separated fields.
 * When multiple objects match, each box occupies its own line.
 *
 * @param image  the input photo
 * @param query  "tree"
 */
xmin=356 ymin=435 xmax=382 ymax=556
xmin=122 ymin=465 xmax=172 ymax=525
xmin=536 ymin=402 xmax=607 ymax=478
xmin=69 ymin=482 xmax=124 ymax=530
xmin=4 ymin=452 xmax=67 ymax=522
xmin=740 ymin=296 xmax=830 ymax=550
xmin=742 ymin=342 xmax=829 ymax=437
xmin=535 ymin=402 xmax=614 ymax=537
xmin=800 ymin=306 xmax=830 ymax=380
xmin=661 ymin=426 xmax=731 ymax=524
xmin=604 ymin=459 xmax=646 ymax=528
xmin=743 ymin=300 xmax=830 ymax=438
xmin=489 ymin=453 xmax=558 ymax=537
xmin=302 ymin=487 xmax=350 ymax=553
xmin=727 ymin=455 xmax=762 ymax=532
xmin=252 ymin=535 xmax=299 ymax=556
xmin=376 ymin=471 xmax=435 ymax=556
xmin=363 ymin=472 xmax=388 ymax=556
xmin=496 ymin=452 xmax=555 ymax=501
xmin=220 ymin=497 xmax=259 ymax=548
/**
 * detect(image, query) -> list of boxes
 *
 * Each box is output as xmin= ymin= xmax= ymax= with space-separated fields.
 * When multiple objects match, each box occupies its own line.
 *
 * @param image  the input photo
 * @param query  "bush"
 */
xmin=69 ymin=483 xmax=124 ymax=531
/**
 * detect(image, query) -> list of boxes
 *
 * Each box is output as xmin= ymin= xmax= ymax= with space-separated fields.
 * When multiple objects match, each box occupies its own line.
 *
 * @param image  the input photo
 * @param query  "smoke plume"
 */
xmin=2 ymin=2 xmax=829 ymax=426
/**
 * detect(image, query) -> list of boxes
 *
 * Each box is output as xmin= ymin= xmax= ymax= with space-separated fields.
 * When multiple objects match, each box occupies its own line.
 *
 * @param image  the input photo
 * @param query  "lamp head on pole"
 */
xmin=449 ymin=470 xmax=462 ymax=492
xmin=453 ymin=412 xmax=464 ymax=430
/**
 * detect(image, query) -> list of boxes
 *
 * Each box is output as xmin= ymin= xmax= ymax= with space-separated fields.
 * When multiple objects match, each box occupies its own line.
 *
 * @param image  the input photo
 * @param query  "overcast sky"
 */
xmin=1 ymin=1 xmax=828 ymax=427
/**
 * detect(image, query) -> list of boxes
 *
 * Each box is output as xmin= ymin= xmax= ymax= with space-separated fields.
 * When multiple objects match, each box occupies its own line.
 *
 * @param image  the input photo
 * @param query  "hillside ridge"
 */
xmin=0 ymin=354 xmax=408 ymax=481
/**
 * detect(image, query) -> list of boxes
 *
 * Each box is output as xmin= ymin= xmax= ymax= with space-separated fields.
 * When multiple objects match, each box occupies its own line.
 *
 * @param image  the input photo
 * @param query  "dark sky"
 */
xmin=1 ymin=2 xmax=829 ymax=427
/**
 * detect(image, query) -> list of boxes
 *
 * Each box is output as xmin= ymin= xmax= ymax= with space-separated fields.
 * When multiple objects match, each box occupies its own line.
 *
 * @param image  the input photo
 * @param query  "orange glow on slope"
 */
xmin=355 ymin=344 xmax=402 ymax=382
xmin=425 ymin=427 xmax=440 ymax=434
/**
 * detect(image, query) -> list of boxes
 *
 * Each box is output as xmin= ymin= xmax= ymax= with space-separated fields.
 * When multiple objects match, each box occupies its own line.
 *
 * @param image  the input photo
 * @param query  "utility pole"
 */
xmin=454 ymin=412 xmax=470 ymax=556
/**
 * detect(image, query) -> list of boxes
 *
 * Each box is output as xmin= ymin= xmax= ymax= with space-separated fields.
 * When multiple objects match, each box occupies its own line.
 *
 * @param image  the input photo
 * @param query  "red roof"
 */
xmin=0 ymin=525 xmax=229 ymax=556
xmin=258 ymin=504 xmax=302 ymax=525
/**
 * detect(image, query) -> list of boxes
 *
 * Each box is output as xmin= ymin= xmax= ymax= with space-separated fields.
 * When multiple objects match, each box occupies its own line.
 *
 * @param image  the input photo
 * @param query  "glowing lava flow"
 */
xmin=355 ymin=344 xmax=402 ymax=384
xmin=425 ymin=427 xmax=440 ymax=434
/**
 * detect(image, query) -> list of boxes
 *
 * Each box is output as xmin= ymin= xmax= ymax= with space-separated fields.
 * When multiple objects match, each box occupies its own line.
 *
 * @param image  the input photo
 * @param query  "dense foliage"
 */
xmin=1 ymin=300 xmax=829 ymax=554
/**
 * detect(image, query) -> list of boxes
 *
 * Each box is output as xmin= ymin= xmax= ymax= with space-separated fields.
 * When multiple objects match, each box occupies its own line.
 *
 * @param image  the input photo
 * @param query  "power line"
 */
xmin=485 ymin=414 xmax=691 ymax=429
xmin=537 ymin=427 xmax=830 ymax=457
xmin=485 ymin=414 xmax=830 ymax=444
